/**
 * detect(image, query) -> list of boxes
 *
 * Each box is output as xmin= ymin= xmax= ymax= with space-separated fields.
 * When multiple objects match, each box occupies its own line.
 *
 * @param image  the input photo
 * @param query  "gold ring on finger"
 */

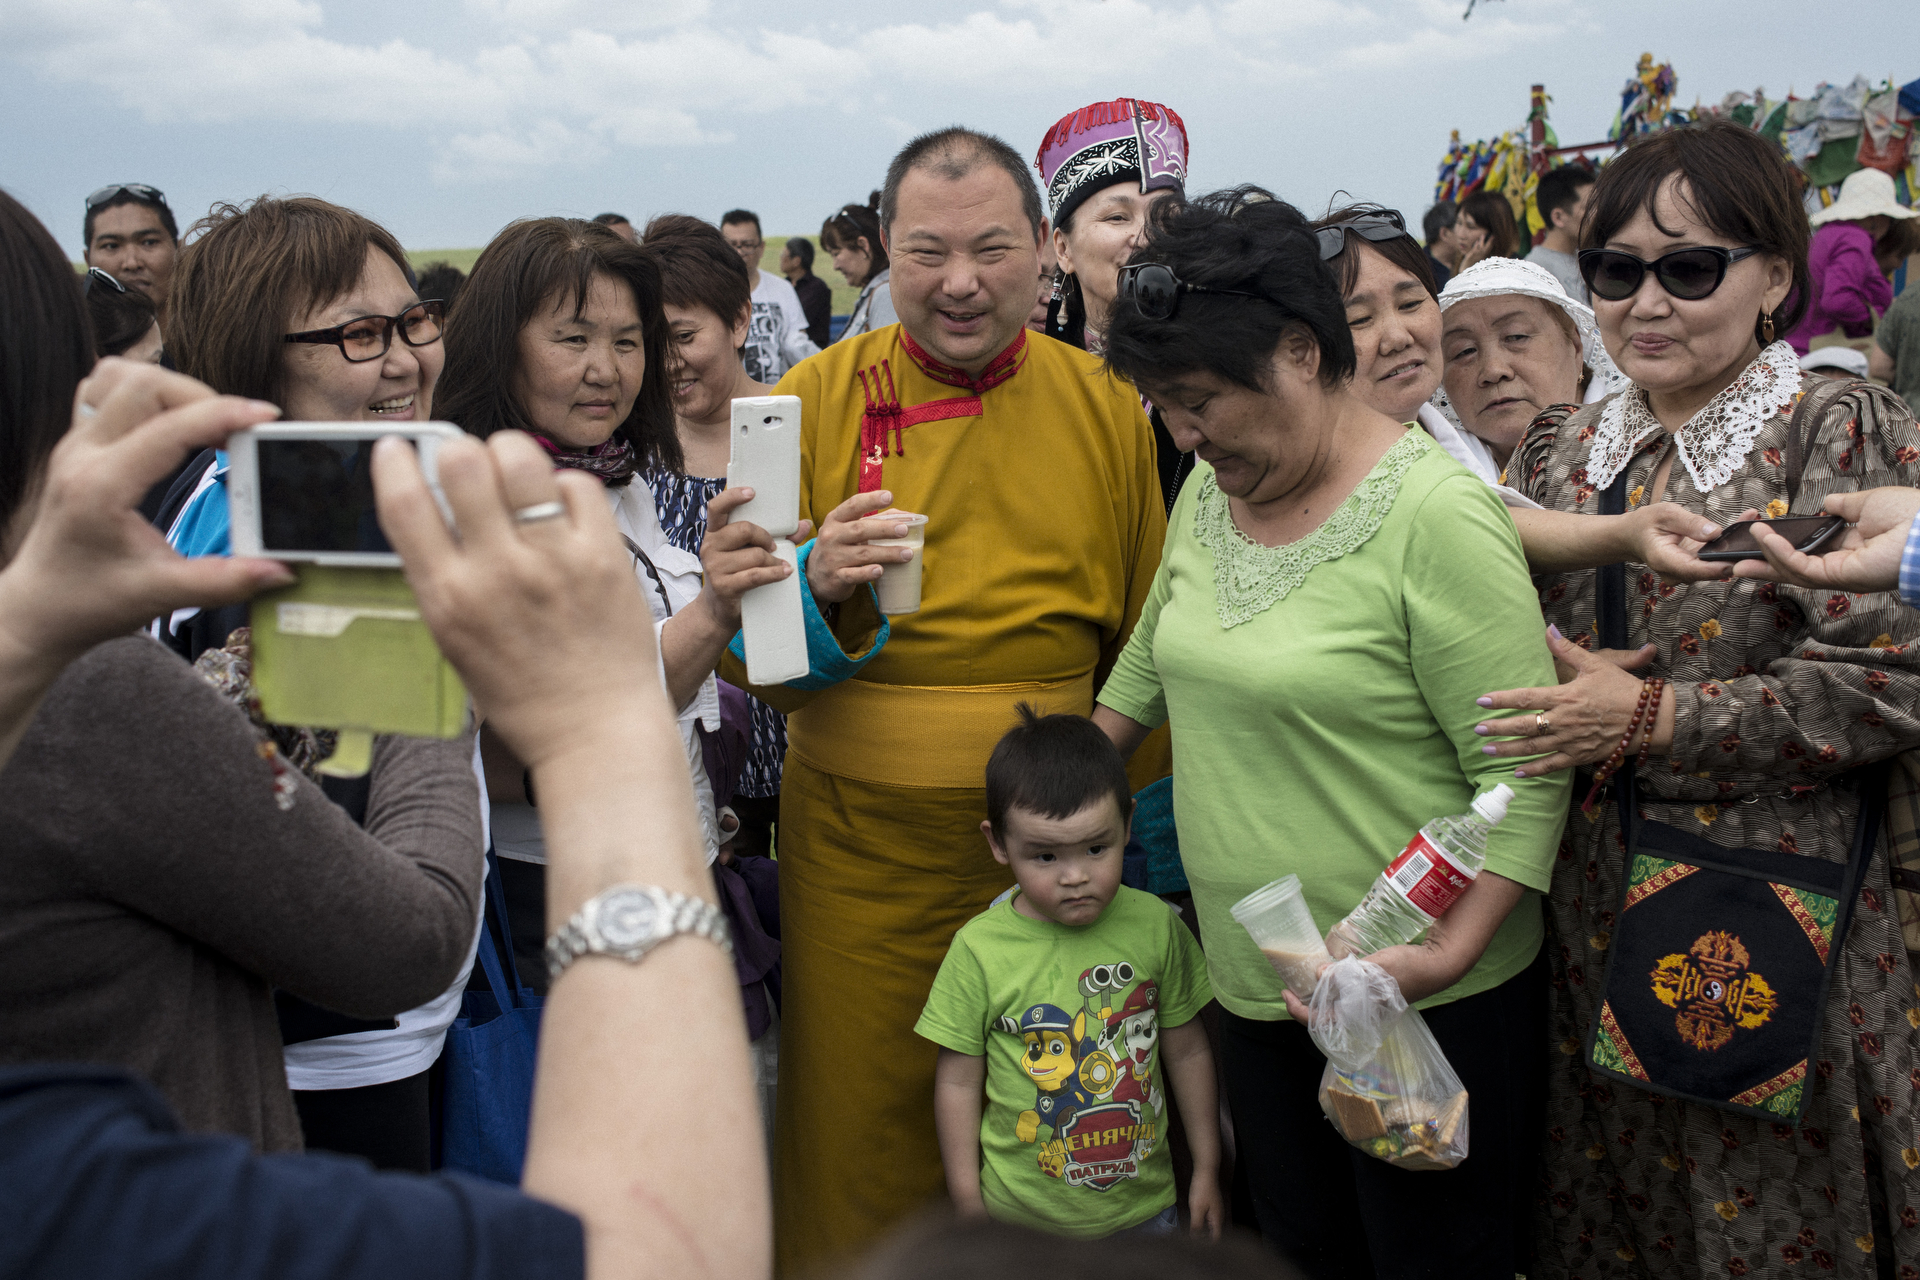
xmin=1535 ymin=712 xmax=1551 ymax=736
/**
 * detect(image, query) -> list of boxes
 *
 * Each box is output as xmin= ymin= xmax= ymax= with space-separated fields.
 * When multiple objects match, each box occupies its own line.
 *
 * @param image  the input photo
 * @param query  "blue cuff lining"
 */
xmin=726 ymin=539 xmax=889 ymax=689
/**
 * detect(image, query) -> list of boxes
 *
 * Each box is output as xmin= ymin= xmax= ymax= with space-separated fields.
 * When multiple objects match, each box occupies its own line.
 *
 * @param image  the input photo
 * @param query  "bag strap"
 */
xmin=477 ymin=849 xmax=525 ymax=1010
xmin=1784 ymin=374 xmax=1861 ymax=509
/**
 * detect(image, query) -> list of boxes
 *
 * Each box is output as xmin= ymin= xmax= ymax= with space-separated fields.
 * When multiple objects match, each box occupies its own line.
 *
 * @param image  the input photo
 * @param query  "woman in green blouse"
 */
xmin=1090 ymin=188 xmax=1569 ymax=1280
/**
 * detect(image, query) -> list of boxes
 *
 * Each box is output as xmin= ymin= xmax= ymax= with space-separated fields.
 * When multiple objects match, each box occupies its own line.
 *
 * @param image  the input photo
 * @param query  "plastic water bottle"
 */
xmin=1327 ymin=785 xmax=1515 ymax=958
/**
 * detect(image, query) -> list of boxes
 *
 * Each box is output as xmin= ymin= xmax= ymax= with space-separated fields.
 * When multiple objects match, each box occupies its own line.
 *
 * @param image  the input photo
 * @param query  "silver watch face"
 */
xmin=595 ymin=889 xmax=664 ymax=951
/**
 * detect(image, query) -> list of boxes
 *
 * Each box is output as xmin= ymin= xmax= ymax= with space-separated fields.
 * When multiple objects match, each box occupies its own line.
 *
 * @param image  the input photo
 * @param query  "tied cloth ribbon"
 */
xmin=533 ymin=432 xmax=637 ymax=485
xmin=855 ymin=330 xmax=1029 ymax=493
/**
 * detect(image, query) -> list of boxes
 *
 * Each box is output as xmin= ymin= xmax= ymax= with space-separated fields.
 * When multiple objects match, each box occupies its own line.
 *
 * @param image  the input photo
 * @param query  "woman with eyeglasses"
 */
xmin=0 ymin=192 xmax=485 ymax=1171
xmin=1471 ymin=121 xmax=1920 ymax=1276
xmin=1090 ymin=186 xmax=1570 ymax=1280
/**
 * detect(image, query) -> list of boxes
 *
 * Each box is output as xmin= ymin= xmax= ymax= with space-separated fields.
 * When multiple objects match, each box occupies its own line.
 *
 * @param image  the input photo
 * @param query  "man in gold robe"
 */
xmin=726 ymin=127 xmax=1167 ymax=1272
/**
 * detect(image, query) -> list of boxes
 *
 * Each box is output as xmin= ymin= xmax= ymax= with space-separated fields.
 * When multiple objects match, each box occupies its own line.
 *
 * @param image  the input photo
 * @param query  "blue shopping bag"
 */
xmin=441 ymin=850 xmax=543 ymax=1183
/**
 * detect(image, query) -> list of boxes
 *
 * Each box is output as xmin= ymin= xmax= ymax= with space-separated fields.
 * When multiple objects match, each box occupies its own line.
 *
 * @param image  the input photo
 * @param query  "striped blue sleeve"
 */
xmin=1899 ymin=511 xmax=1920 ymax=610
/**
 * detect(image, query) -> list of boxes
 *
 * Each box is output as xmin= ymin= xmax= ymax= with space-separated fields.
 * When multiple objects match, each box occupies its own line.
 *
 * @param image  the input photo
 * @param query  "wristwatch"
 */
xmin=545 ymin=885 xmax=732 ymax=980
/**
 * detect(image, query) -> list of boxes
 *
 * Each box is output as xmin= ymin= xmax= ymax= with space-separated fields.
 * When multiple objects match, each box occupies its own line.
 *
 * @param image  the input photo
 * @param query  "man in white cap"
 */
xmin=1786 ymin=167 xmax=1916 ymax=354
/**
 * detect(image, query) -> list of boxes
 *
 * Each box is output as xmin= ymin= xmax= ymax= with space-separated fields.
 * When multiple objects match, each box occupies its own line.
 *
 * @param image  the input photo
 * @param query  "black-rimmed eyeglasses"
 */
xmin=86 ymin=183 xmax=170 ymax=211
xmin=1119 ymin=263 xmax=1269 ymax=321
xmin=85 ymin=267 xmax=127 ymax=295
xmin=1315 ymin=211 xmax=1409 ymax=261
xmin=1578 ymin=245 xmax=1764 ymax=303
xmin=284 ymin=300 xmax=447 ymax=363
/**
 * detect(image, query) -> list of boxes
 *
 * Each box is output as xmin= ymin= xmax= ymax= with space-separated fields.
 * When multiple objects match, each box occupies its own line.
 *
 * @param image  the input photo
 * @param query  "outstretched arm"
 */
xmin=376 ymin=429 xmax=768 ymax=1280
xmin=0 ymin=361 xmax=291 ymax=769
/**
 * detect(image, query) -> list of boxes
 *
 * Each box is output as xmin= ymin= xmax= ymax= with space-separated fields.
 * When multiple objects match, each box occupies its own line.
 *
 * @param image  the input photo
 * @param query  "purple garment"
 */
xmin=1788 ymin=222 xmax=1893 ymax=354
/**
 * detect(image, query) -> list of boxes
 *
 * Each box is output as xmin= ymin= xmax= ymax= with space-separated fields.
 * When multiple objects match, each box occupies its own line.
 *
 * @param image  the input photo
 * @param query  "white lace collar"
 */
xmin=1585 ymin=341 xmax=1802 ymax=493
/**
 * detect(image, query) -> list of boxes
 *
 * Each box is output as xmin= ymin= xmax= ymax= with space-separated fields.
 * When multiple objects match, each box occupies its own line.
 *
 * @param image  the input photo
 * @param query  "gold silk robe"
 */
xmin=728 ymin=324 xmax=1167 ymax=1272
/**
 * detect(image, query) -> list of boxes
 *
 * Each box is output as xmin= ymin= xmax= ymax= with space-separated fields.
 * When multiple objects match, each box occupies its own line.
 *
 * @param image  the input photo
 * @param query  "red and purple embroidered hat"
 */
xmin=1034 ymin=97 xmax=1190 ymax=231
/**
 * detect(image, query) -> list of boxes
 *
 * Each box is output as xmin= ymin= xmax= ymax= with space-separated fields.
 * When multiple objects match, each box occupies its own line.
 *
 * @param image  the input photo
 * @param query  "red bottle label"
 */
xmin=1382 ymin=832 xmax=1476 ymax=921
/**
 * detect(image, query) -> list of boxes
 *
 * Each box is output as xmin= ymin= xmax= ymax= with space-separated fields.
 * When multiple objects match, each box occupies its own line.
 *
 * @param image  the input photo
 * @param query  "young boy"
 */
xmin=915 ymin=708 xmax=1221 ymax=1238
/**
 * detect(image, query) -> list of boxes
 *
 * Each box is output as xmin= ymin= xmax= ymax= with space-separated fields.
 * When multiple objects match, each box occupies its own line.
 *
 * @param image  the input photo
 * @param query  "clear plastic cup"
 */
xmin=1230 ymin=874 xmax=1332 ymax=995
xmin=871 ymin=511 xmax=929 ymax=615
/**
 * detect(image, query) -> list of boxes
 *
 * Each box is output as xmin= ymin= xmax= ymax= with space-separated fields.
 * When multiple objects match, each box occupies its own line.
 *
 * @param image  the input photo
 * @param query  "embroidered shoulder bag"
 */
xmin=1582 ymin=381 xmax=1886 ymax=1123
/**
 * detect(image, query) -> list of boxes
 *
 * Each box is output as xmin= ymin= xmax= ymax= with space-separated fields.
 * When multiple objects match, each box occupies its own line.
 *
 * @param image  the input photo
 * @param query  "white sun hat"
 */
xmin=1810 ymin=168 xmax=1918 ymax=227
xmin=1431 ymin=255 xmax=1630 ymax=426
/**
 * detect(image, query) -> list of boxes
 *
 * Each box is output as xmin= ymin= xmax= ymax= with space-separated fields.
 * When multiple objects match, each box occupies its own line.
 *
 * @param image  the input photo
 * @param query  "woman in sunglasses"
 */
xmin=1477 ymin=120 xmax=1920 ymax=1276
xmin=1092 ymin=186 xmax=1570 ymax=1280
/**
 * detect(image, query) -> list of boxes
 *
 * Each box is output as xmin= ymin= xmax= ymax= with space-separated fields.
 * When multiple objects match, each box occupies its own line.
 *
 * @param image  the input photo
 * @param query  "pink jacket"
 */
xmin=1788 ymin=222 xmax=1892 ymax=354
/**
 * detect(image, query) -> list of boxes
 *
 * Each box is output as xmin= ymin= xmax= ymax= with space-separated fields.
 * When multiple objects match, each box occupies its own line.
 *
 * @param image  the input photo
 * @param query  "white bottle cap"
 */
xmin=1471 ymin=783 xmax=1514 ymax=825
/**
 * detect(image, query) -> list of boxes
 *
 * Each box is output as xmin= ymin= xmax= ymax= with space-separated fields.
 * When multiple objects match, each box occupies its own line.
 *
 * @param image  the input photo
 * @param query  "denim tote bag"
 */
xmin=442 ymin=850 xmax=544 ymax=1183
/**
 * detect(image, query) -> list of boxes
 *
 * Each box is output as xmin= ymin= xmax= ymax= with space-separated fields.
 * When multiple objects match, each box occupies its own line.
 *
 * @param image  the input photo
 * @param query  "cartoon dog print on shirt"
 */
xmin=995 ymin=961 xmax=1161 ymax=1190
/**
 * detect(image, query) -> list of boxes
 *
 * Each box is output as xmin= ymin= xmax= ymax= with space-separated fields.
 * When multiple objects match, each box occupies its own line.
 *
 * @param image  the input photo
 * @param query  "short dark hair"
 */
xmin=83 ymin=191 xmax=178 ymax=248
xmin=1104 ymin=187 xmax=1356 ymax=396
xmin=1421 ymin=202 xmax=1456 ymax=248
xmin=880 ymin=127 xmax=1044 ymax=239
xmin=1 ymin=189 xmax=95 ymax=533
xmin=641 ymin=215 xmax=753 ymax=330
xmin=1535 ymin=165 xmax=1596 ymax=230
xmin=1457 ymin=189 xmax=1521 ymax=260
xmin=591 ymin=213 xmax=631 ymax=228
xmin=1583 ymin=120 xmax=1811 ymax=344
xmin=821 ymin=194 xmax=889 ymax=273
xmin=783 ymin=236 xmax=814 ymax=271
xmin=85 ymin=271 xmax=159 ymax=358
xmin=414 ymin=262 xmax=467 ymax=313
xmin=436 ymin=217 xmax=682 ymax=475
xmin=984 ymin=706 xmax=1133 ymax=840
xmin=1314 ymin=202 xmax=1438 ymax=303
xmin=720 ymin=209 xmax=762 ymax=237
xmin=166 ymin=196 xmax=411 ymax=406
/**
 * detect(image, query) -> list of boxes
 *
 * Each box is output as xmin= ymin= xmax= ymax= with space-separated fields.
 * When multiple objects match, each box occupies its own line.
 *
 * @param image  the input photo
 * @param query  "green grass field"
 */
xmin=408 ymin=235 xmax=862 ymax=315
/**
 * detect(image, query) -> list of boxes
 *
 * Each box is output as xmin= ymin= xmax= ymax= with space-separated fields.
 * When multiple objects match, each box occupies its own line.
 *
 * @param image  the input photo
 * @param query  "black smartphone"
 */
xmin=1696 ymin=514 xmax=1845 ymax=562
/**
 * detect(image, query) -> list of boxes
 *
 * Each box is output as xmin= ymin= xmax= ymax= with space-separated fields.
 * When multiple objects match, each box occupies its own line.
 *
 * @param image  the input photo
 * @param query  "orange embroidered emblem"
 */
xmin=1650 ymin=931 xmax=1778 ymax=1050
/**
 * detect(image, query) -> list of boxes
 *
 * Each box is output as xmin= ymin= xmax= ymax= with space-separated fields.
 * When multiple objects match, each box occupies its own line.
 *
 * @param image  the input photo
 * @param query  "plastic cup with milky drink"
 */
xmin=870 ymin=509 xmax=929 ymax=615
xmin=1230 ymin=874 xmax=1332 ymax=996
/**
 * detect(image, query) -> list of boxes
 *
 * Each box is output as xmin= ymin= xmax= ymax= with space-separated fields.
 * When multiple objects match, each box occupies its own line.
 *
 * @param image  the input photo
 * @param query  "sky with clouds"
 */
xmin=4 ymin=0 xmax=1910 ymax=260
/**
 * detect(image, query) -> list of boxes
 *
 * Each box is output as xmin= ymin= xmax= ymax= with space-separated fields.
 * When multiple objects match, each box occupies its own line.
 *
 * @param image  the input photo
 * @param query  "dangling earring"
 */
xmin=1761 ymin=313 xmax=1775 ymax=344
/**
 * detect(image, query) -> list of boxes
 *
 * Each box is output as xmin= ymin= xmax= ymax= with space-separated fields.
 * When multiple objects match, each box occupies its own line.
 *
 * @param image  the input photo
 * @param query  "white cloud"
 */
xmin=0 ymin=0 xmax=1579 ymax=179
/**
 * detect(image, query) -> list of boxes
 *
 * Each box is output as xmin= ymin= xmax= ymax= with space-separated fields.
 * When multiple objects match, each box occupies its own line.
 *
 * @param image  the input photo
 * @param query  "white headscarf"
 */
xmin=1429 ymin=256 xmax=1630 ymax=431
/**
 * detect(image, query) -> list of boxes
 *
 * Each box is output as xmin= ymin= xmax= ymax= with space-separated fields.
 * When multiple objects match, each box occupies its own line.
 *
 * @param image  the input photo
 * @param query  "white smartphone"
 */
xmin=726 ymin=396 xmax=802 ymax=539
xmin=228 ymin=422 xmax=463 ymax=567
xmin=725 ymin=396 xmax=808 ymax=685
xmin=737 ymin=539 xmax=809 ymax=685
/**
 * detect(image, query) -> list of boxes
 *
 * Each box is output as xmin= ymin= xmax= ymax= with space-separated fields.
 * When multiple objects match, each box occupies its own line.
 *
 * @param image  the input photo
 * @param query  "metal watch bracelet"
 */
xmin=544 ymin=884 xmax=733 ymax=981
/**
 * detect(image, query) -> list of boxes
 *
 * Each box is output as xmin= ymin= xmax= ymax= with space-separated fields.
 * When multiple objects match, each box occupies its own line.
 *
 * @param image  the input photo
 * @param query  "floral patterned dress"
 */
xmin=1516 ymin=343 xmax=1920 ymax=1278
xmin=645 ymin=469 xmax=788 ymax=800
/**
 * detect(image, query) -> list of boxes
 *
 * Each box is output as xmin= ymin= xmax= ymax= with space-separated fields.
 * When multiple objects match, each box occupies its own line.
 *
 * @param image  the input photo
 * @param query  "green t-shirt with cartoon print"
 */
xmin=915 ymin=886 xmax=1212 ymax=1238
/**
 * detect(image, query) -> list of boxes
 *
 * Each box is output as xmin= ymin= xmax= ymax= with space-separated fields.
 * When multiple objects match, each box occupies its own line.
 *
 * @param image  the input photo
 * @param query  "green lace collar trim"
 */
xmin=1195 ymin=428 xmax=1430 ymax=628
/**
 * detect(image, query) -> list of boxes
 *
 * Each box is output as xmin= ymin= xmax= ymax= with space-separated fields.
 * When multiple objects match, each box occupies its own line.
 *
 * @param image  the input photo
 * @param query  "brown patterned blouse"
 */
xmin=1515 ymin=353 xmax=1920 ymax=1279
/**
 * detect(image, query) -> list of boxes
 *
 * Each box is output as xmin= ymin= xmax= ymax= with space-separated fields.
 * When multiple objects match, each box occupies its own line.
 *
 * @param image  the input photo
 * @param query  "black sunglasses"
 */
xmin=1119 ymin=263 xmax=1268 ymax=321
xmin=1315 ymin=211 xmax=1409 ymax=261
xmin=86 ymin=183 xmax=169 ymax=211
xmin=85 ymin=267 xmax=127 ymax=295
xmin=1578 ymin=245 xmax=1764 ymax=303
xmin=284 ymin=300 xmax=447 ymax=363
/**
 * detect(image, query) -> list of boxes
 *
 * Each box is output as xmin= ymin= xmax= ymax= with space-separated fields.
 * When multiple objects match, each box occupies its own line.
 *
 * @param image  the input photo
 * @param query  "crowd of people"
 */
xmin=3 ymin=92 xmax=1920 ymax=1280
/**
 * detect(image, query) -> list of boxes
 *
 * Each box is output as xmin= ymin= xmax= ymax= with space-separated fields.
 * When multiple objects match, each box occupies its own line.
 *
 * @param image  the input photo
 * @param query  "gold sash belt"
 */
xmin=786 ymin=672 xmax=1096 ymax=790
